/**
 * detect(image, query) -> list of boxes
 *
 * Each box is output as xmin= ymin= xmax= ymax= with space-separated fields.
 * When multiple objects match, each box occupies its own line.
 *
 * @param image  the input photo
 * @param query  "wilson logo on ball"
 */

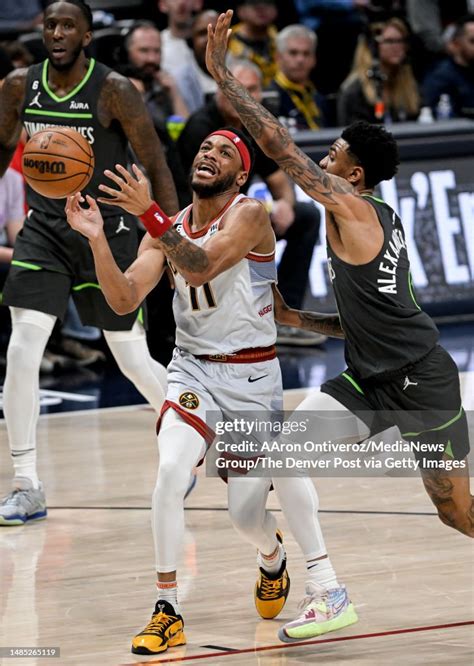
xmin=23 ymin=158 xmax=67 ymax=175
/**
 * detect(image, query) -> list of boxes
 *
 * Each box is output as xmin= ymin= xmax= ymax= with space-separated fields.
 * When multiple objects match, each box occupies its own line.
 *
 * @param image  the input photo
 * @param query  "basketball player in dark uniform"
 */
xmin=207 ymin=10 xmax=472 ymax=642
xmin=0 ymin=0 xmax=179 ymax=525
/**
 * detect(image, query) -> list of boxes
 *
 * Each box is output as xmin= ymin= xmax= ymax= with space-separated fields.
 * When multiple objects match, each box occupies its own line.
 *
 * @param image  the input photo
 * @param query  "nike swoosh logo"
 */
xmin=248 ymin=375 xmax=268 ymax=383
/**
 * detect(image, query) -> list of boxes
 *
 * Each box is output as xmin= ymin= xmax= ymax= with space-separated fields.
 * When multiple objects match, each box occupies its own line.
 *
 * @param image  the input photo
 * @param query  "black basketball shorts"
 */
xmin=3 ymin=208 xmax=146 ymax=331
xmin=321 ymin=345 xmax=470 ymax=464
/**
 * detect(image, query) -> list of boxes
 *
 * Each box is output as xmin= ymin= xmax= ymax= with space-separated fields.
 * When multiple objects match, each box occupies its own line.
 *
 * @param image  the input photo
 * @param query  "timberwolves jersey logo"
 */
xmin=179 ymin=392 xmax=200 ymax=410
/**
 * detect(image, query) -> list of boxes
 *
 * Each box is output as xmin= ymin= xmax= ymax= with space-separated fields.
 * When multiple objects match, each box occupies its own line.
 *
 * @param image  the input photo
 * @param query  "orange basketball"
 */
xmin=22 ymin=127 xmax=95 ymax=199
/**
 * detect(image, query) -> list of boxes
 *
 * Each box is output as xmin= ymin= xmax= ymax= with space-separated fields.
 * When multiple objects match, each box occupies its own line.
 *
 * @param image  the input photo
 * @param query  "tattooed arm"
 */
xmin=205 ymin=11 xmax=369 ymax=217
xmin=100 ymin=73 xmax=179 ymax=215
xmin=0 ymin=70 xmax=27 ymax=177
xmin=272 ymin=284 xmax=344 ymax=339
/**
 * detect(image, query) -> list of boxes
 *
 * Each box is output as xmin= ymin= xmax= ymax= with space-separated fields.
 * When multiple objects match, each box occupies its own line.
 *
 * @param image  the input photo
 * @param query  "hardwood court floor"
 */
xmin=0 ymin=392 xmax=473 ymax=666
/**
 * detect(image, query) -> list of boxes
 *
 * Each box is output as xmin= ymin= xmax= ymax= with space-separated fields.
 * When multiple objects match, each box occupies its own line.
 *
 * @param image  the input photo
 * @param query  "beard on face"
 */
xmin=190 ymin=171 xmax=237 ymax=198
xmin=49 ymin=42 xmax=84 ymax=71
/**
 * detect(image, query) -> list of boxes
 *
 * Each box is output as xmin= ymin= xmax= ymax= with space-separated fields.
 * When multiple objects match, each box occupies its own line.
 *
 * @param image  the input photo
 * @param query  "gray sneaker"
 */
xmin=0 ymin=477 xmax=47 ymax=526
xmin=276 ymin=325 xmax=327 ymax=347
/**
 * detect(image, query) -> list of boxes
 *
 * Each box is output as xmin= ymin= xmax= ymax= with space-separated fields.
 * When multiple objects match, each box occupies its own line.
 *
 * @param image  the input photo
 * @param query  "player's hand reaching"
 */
xmin=206 ymin=9 xmax=233 ymax=83
xmin=98 ymin=163 xmax=152 ymax=216
xmin=65 ymin=193 xmax=104 ymax=241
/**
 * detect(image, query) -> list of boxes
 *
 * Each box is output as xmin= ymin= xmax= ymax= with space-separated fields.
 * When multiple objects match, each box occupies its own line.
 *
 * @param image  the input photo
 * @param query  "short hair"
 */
xmin=276 ymin=25 xmax=317 ymax=54
xmin=45 ymin=0 xmax=93 ymax=31
xmin=124 ymin=21 xmax=159 ymax=51
xmin=216 ymin=126 xmax=255 ymax=172
xmin=341 ymin=121 xmax=399 ymax=188
xmin=228 ymin=58 xmax=263 ymax=83
xmin=452 ymin=14 xmax=474 ymax=40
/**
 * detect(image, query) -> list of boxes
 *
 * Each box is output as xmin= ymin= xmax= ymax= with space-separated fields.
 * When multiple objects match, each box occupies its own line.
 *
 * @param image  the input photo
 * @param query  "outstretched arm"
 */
xmin=206 ymin=11 xmax=360 ymax=213
xmin=65 ymin=194 xmax=165 ymax=314
xmin=272 ymin=285 xmax=344 ymax=339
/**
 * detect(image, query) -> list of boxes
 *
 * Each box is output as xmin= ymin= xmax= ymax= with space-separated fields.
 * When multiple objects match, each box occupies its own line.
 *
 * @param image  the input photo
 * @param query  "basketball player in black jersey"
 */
xmin=0 ymin=0 xmax=180 ymax=525
xmin=207 ymin=9 xmax=472 ymax=642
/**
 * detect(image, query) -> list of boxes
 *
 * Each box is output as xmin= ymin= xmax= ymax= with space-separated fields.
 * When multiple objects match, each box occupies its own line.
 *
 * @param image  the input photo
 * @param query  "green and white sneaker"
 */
xmin=278 ymin=581 xmax=358 ymax=643
xmin=0 ymin=477 xmax=47 ymax=526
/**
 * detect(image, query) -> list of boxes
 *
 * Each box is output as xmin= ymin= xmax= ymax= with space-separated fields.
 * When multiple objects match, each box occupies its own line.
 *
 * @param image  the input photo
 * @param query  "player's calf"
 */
xmin=421 ymin=464 xmax=474 ymax=538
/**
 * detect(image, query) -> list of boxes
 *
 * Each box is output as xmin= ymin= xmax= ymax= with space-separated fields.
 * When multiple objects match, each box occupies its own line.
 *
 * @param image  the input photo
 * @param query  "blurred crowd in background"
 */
xmin=0 ymin=0 xmax=473 ymax=371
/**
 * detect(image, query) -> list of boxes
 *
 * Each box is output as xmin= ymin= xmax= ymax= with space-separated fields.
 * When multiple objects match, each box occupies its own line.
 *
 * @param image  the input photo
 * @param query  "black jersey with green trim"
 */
xmin=326 ymin=195 xmax=439 ymax=379
xmin=21 ymin=58 xmax=128 ymax=218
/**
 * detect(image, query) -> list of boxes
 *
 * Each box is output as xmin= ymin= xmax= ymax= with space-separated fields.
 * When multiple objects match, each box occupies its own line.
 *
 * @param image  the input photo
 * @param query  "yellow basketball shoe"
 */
xmin=131 ymin=600 xmax=186 ymax=655
xmin=255 ymin=532 xmax=290 ymax=619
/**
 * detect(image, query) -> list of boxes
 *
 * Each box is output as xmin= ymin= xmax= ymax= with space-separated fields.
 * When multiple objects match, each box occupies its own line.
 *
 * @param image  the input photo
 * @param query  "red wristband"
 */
xmin=139 ymin=201 xmax=172 ymax=238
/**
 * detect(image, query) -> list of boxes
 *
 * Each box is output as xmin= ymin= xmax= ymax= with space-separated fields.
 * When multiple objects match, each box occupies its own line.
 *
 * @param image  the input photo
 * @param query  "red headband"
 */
xmin=207 ymin=130 xmax=251 ymax=173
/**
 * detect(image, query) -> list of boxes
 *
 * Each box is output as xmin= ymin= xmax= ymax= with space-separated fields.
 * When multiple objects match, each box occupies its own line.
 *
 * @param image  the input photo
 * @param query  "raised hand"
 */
xmin=206 ymin=9 xmax=233 ymax=83
xmin=65 ymin=193 xmax=104 ymax=241
xmin=97 ymin=163 xmax=152 ymax=216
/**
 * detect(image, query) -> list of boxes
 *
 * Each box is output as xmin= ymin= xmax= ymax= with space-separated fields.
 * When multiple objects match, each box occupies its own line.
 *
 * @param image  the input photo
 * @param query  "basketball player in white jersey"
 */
xmin=65 ymin=128 xmax=357 ymax=653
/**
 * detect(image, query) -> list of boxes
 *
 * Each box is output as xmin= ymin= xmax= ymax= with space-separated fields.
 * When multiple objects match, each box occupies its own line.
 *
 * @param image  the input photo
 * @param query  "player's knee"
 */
xmin=114 ymin=355 xmax=142 ymax=383
xmin=6 ymin=338 xmax=41 ymax=375
xmin=228 ymin=495 xmax=260 ymax=537
xmin=155 ymin=460 xmax=190 ymax=503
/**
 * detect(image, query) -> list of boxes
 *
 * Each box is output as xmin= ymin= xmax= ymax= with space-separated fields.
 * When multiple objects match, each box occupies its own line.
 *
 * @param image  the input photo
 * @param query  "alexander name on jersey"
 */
xmin=376 ymin=227 xmax=407 ymax=294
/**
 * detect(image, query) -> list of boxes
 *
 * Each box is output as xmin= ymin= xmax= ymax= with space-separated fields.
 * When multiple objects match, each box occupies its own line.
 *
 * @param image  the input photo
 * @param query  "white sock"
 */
xmin=307 ymin=555 xmax=339 ymax=590
xmin=258 ymin=542 xmax=285 ymax=575
xmin=13 ymin=458 xmax=39 ymax=489
xmin=156 ymin=581 xmax=180 ymax=615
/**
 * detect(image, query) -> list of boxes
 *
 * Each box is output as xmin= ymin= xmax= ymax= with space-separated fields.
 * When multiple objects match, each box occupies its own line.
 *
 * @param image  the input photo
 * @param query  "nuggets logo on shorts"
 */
xmin=179 ymin=391 xmax=200 ymax=410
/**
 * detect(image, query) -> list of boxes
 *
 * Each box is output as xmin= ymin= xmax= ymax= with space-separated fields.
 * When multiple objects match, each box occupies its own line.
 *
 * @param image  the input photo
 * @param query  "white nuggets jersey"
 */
xmin=169 ymin=193 xmax=277 ymax=355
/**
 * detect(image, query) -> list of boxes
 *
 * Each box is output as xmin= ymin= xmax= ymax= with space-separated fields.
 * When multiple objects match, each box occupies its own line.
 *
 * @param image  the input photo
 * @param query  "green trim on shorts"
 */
xmin=137 ymin=307 xmax=144 ymax=325
xmin=11 ymin=260 xmax=42 ymax=271
xmin=72 ymin=282 xmax=101 ymax=291
xmin=408 ymin=272 xmax=421 ymax=310
xmin=444 ymin=440 xmax=454 ymax=458
xmin=402 ymin=406 xmax=464 ymax=437
xmin=342 ymin=372 xmax=365 ymax=395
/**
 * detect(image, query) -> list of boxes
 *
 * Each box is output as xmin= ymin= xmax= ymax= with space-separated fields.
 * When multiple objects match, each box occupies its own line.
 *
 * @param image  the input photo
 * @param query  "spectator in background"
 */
xmin=0 ymin=168 xmax=24 ymax=361
xmin=293 ymin=0 xmax=370 ymax=94
xmin=0 ymin=168 xmax=23 ymax=271
xmin=178 ymin=61 xmax=324 ymax=346
xmin=124 ymin=67 xmax=190 ymax=207
xmin=406 ymin=0 xmax=471 ymax=79
xmin=175 ymin=10 xmax=218 ymax=114
xmin=0 ymin=0 xmax=43 ymax=33
xmin=1 ymin=42 xmax=33 ymax=69
xmin=338 ymin=18 xmax=421 ymax=124
xmin=267 ymin=24 xmax=327 ymax=132
xmin=124 ymin=22 xmax=189 ymax=122
xmin=228 ymin=0 xmax=279 ymax=86
xmin=422 ymin=14 xmax=474 ymax=119
xmin=158 ymin=0 xmax=203 ymax=77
